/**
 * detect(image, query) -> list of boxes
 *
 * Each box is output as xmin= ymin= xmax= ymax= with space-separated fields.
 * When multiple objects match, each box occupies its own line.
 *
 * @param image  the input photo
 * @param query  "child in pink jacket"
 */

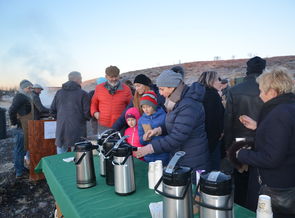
xmin=124 ymin=107 xmax=144 ymax=160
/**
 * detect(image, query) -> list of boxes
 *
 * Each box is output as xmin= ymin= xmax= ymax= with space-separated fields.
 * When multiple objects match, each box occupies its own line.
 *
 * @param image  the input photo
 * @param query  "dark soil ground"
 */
xmin=0 ymin=102 xmax=55 ymax=218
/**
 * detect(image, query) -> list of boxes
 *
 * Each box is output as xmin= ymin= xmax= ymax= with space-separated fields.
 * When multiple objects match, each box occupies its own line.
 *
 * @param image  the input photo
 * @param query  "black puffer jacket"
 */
xmin=224 ymin=74 xmax=263 ymax=148
xmin=9 ymin=93 xmax=32 ymax=127
xmin=152 ymin=82 xmax=210 ymax=172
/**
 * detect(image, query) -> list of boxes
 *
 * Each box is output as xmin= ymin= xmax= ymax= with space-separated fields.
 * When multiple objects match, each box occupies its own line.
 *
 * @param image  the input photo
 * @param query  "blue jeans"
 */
xmin=56 ymin=146 xmax=68 ymax=154
xmin=13 ymin=128 xmax=27 ymax=176
xmin=56 ymin=146 xmax=74 ymax=154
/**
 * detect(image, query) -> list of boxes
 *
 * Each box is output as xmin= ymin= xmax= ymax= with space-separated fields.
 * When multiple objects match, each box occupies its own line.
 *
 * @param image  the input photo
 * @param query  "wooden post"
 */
xmin=28 ymin=120 xmax=56 ymax=181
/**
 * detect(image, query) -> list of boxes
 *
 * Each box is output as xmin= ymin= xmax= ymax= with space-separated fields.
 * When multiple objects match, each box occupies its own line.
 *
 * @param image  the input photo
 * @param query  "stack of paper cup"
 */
xmin=148 ymin=160 xmax=163 ymax=191
xmin=256 ymin=195 xmax=273 ymax=218
xmin=148 ymin=162 xmax=156 ymax=189
xmin=154 ymin=160 xmax=163 ymax=193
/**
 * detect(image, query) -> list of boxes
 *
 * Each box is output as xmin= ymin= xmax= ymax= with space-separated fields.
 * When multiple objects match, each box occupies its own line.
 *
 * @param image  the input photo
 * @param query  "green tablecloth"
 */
xmin=35 ymin=152 xmax=255 ymax=218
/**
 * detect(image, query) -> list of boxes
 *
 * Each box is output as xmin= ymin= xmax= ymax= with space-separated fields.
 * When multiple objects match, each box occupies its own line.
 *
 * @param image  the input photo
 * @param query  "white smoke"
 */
xmin=39 ymin=88 xmax=58 ymax=108
xmin=0 ymin=9 xmax=76 ymax=87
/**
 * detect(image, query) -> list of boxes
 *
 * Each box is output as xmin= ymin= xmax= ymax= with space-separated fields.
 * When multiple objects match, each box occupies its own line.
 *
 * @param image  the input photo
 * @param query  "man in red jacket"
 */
xmin=90 ymin=66 xmax=132 ymax=133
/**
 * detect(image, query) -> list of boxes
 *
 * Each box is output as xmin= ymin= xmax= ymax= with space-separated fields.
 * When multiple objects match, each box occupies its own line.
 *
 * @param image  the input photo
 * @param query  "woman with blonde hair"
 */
xmin=233 ymin=67 xmax=295 ymax=217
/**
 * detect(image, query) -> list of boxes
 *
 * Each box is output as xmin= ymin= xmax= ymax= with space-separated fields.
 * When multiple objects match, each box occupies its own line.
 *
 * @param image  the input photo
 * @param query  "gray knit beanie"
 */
xmin=156 ymin=70 xmax=183 ymax=87
xmin=20 ymin=79 xmax=33 ymax=89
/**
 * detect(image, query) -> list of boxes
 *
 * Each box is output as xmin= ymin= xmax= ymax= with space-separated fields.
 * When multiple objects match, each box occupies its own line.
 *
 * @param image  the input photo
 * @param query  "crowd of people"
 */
xmin=8 ymin=56 xmax=295 ymax=217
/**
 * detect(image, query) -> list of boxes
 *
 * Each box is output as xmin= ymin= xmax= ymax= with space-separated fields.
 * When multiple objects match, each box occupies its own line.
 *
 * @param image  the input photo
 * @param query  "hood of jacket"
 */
xmin=62 ymin=81 xmax=81 ymax=91
xmin=125 ymin=107 xmax=141 ymax=125
xmin=182 ymin=82 xmax=205 ymax=102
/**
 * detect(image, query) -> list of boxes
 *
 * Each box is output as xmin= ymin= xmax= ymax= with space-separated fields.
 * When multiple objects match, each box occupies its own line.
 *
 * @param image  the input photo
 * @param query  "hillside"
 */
xmin=82 ymin=55 xmax=295 ymax=91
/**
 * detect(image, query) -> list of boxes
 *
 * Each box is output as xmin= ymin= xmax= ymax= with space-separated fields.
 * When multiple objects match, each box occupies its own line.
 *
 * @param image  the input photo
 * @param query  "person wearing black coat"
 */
xmin=236 ymin=67 xmax=295 ymax=218
xmin=9 ymin=86 xmax=32 ymax=128
xmin=31 ymin=84 xmax=50 ymax=120
xmin=198 ymin=71 xmax=224 ymax=170
xmin=135 ymin=70 xmax=210 ymax=180
xmin=51 ymin=71 xmax=90 ymax=154
xmin=224 ymin=56 xmax=266 ymax=148
xmin=9 ymin=79 xmax=33 ymax=178
xmin=224 ymin=56 xmax=266 ymax=207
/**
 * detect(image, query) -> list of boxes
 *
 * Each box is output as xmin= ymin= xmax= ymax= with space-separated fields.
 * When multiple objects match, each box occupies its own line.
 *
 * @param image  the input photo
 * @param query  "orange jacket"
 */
xmin=91 ymin=82 xmax=132 ymax=128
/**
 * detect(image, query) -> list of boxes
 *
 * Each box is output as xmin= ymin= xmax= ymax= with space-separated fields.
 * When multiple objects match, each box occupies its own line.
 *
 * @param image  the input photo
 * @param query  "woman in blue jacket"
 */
xmin=136 ymin=69 xmax=210 ymax=179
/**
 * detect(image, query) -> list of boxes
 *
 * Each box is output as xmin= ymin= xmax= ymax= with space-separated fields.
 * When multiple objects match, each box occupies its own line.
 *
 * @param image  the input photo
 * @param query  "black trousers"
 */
xmin=233 ymin=169 xmax=249 ymax=208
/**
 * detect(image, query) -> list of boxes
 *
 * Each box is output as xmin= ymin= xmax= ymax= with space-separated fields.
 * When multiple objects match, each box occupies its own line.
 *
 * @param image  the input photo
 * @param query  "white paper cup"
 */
xmin=155 ymin=160 xmax=163 ymax=168
xmin=148 ymin=162 xmax=156 ymax=189
xmin=257 ymin=195 xmax=273 ymax=218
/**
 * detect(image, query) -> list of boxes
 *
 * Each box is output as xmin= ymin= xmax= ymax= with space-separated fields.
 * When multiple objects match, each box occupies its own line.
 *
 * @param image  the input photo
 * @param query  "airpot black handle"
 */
xmin=194 ymin=183 xmax=233 ymax=211
xmin=193 ymin=178 xmax=233 ymax=211
xmin=132 ymin=146 xmax=138 ymax=151
xmin=154 ymin=151 xmax=187 ymax=198
xmin=154 ymin=176 xmax=191 ymax=200
xmin=92 ymin=145 xmax=99 ymax=150
xmin=104 ymin=135 xmax=129 ymax=158
xmin=74 ymin=152 xmax=86 ymax=165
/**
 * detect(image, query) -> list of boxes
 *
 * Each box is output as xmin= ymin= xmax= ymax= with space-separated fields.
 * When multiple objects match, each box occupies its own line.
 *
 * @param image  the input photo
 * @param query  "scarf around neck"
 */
xmin=104 ymin=81 xmax=120 ymax=95
xmin=164 ymin=82 xmax=186 ymax=112
xmin=19 ymin=89 xmax=32 ymax=99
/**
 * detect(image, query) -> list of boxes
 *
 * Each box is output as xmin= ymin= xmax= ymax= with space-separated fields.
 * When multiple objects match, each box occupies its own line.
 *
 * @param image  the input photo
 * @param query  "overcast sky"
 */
xmin=0 ymin=0 xmax=294 ymax=88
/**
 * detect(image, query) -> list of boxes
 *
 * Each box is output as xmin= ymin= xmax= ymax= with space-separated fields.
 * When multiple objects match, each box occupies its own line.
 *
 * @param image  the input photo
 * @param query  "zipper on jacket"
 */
xmin=132 ymin=128 xmax=135 ymax=145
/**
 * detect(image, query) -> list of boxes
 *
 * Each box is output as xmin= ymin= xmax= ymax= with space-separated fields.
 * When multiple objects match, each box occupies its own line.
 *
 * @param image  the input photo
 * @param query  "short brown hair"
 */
xmin=105 ymin=65 xmax=120 ymax=77
xmin=257 ymin=67 xmax=294 ymax=95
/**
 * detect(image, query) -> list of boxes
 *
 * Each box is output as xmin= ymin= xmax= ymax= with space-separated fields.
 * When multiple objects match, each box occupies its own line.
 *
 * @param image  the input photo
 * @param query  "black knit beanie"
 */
xmin=246 ymin=56 xmax=266 ymax=75
xmin=133 ymin=74 xmax=152 ymax=86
